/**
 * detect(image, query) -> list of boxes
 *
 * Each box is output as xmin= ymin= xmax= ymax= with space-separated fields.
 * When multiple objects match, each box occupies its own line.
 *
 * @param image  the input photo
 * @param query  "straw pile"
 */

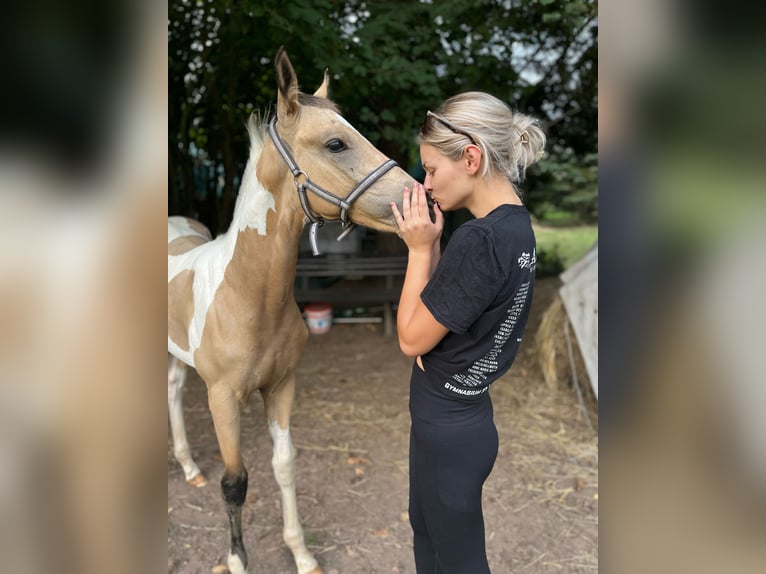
xmin=535 ymin=294 xmax=597 ymax=419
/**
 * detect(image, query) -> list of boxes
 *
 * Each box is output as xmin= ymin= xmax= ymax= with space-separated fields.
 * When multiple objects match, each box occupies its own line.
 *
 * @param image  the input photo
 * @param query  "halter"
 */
xmin=268 ymin=117 xmax=398 ymax=255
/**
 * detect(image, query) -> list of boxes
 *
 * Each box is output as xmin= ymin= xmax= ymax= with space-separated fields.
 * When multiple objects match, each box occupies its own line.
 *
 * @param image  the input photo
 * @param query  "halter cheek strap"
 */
xmin=267 ymin=117 xmax=398 ymax=255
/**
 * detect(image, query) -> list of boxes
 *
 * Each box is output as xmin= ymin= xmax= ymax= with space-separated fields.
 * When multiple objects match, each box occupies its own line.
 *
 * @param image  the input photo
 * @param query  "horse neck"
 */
xmin=221 ymin=146 xmax=305 ymax=297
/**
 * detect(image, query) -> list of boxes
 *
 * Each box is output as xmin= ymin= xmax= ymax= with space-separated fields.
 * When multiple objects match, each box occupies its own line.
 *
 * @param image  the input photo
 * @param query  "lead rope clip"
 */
xmin=308 ymin=220 xmax=324 ymax=256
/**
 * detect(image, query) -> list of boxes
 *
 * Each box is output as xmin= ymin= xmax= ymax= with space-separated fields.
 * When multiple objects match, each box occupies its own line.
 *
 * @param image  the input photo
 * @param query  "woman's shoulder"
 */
xmin=490 ymin=203 xmax=530 ymax=220
xmin=473 ymin=205 xmax=532 ymax=235
xmin=452 ymin=205 xmax=533 ymax=247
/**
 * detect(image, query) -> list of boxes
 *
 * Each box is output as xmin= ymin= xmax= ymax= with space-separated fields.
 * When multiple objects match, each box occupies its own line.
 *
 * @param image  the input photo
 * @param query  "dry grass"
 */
xmin=535 ymin=293 xmax=597 ymax=411
xmin=169 ymin=279 xmax=598 ymax=573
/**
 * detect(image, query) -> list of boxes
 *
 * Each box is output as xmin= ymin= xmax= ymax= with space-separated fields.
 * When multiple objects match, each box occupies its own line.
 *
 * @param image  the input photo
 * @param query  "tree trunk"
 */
xmin=179 ymin=102 xmax=195 ymax=218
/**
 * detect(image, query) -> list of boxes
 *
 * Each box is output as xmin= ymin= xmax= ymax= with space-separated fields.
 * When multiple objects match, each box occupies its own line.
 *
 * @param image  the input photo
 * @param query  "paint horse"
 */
xmin=167 ymin=48 xmax=411 ymax=574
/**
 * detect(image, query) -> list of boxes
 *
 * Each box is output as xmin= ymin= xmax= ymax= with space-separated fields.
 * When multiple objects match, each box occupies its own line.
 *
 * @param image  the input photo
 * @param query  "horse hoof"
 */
xmin=226 ymin=553 xmax=248 ymax=574
xmin=186 ymin=473 xmax=208 ymax=487
xmin=304 ymin=567 xmax=323 ymax=574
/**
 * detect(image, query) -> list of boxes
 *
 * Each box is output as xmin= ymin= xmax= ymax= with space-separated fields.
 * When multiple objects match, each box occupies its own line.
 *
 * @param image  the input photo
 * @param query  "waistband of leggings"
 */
xmin=409 ymin=362 xmax=492 ymax=425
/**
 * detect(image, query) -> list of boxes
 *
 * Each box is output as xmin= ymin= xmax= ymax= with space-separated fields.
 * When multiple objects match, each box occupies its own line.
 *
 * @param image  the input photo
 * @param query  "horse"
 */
xmin=167 ymin=48 xmax=411 ymax=574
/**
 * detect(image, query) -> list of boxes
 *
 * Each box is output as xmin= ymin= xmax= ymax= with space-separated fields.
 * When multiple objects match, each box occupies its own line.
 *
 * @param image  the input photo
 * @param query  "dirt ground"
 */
xmin=167 ymin=278 xmax=598 ymax=573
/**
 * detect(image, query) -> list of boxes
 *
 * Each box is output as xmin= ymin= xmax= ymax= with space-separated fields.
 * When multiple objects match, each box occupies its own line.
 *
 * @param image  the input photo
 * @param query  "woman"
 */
xmin=390 ymin=92 xmax=545 ymax=573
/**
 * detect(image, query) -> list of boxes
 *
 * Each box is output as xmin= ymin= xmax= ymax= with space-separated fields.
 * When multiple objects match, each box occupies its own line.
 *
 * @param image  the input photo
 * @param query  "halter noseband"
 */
xmin=267 ymin=117 xmax=398 ymax=255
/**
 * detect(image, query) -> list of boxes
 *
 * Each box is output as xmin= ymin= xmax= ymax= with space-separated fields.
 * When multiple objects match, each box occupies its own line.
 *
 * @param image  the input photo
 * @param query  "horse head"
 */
xmin=266 ymin=47 xmax=411 ymax=246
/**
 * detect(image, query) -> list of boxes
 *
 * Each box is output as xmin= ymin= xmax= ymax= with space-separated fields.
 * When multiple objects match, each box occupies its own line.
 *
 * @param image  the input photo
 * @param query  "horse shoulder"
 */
xmin=194 ymin=301 xmax=308 ymax=391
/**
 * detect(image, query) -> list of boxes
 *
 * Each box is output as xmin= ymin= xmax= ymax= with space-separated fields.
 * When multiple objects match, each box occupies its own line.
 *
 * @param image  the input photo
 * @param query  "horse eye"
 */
xmin=325 ymin=139 xmax=347 ymax=153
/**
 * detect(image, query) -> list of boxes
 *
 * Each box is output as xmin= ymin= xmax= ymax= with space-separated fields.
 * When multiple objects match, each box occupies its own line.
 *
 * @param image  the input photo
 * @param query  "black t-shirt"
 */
xmin=419 ymin=204 xmax=536 ymax=400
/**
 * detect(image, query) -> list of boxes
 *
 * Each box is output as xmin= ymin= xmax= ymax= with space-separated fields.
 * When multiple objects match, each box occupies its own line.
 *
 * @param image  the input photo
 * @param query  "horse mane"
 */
xmin=298 ymin=93 xmax=340 ymax=112
xmin=246 ymin=111 xmax=269 ymax=162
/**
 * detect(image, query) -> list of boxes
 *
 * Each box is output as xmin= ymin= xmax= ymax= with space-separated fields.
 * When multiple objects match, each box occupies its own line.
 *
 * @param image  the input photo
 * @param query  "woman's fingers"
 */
xmin=394 ymin=183 xmax=436 ymax=229
xmin=390 ymin=201 xmax=404 ymax=228
xmin=417 ymin=183 xmax=427 ymax=219
xmin=406 ymin=182 xmax=425 ymax=220
xmin=402 ymin=186 xmax=412 ymax=221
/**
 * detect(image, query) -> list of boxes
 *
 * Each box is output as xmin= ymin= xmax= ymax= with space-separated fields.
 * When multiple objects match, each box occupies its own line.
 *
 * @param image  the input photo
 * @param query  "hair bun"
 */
xmin=511 ymin=113 xmax=546 ymax=181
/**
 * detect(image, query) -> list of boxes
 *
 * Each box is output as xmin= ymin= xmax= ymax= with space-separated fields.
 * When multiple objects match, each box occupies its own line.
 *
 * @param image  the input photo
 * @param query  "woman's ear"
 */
xmin=464 ymin=145 xmax=482 ymax=175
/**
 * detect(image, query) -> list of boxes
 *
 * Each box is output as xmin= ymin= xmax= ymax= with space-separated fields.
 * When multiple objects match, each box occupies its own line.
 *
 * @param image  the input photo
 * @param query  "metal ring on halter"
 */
xmin=293 ymin=170 xmax=309 ymax=187
xmin=297 ymin=184 xmax=322 ymax=226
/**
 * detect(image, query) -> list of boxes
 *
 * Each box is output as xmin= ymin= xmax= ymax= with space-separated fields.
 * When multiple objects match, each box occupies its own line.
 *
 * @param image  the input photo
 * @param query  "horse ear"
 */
xmin=275 ymin=46 xmax=299 ymax=119
xmin=313 ymin=69 xmax=330 ymax=99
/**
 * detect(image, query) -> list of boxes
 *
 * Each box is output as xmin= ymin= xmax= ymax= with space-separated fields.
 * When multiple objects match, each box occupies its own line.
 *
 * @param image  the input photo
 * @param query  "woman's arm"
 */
xmin=390 ymin=184 xmax=449 ymax=357
xmin=430 ymin=234 xmax=441 ymax=276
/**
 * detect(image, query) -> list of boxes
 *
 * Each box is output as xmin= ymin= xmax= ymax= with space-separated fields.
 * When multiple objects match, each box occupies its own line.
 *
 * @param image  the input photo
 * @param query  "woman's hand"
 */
xmin=390 ymin=183 xmax=443 ymax=254
xmin=390 ymin=183 xmax=449 ymax=356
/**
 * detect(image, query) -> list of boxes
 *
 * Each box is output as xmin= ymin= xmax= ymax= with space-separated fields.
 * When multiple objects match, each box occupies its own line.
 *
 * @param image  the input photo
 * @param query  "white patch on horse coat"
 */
xmin=233 ymin=159 xmax=275 ymax=234
xmin=167 ymin=216 xmax=207 ymax=243
xmin=267 ymin=421 xmax=320 ymax=574
xmin=167 ymin=357 xmax=203 ymax=481
xmin=226 ymin=553 xmax=247 ymax=574
xmin=168 ymin=126 xmax=275 ymax=368
xmin=269 ymin=420 xmax=294 ymax=463
xmin=334 ymin=112 xmax=361 ymax=135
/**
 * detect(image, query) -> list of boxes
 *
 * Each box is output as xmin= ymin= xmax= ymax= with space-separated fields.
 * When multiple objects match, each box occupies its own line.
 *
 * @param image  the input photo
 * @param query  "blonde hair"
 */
xmin=419 ymin=92 xmax=546 ymax=191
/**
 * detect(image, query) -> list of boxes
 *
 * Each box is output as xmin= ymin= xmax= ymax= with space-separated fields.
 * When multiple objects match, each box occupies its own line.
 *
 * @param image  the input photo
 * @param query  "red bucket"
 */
xmin=304 ymin=303 xmax=332 ymax=334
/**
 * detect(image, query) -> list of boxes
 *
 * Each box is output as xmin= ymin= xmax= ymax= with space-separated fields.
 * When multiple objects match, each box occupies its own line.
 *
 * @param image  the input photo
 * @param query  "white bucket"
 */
xmin=304 ymin=303 xmax=333 ymax=334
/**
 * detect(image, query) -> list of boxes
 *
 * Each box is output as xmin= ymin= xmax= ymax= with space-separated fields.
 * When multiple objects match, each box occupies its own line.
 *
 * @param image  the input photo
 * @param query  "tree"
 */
xmin=169 ymin=0 xmax=597 ymax=233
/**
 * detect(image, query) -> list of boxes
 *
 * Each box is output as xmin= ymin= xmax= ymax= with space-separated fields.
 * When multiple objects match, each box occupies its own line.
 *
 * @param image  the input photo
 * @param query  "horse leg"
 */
xmin=167 ymin=355 xmax=207 ymax=486
xmin=208 ymin=384 xmax=249 ymax=574
xmin=262 ymin=376 xmax=322 ymax=574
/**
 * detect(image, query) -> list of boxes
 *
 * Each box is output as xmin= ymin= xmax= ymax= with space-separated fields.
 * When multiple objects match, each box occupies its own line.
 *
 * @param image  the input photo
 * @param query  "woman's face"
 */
xmin=419 ymin=143 xmax=471 ymax=212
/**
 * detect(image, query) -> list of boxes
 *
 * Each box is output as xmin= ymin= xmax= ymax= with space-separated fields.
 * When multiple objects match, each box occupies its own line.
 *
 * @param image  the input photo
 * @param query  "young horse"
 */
xmin=168 ymin=48 xmax=411 ymax=574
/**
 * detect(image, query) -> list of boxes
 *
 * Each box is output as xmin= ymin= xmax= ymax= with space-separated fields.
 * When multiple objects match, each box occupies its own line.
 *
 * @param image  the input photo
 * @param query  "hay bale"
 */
xmin=536 ymin=295 xmax=568 ymax=390
xmin=535 ymin=295 xmax=594 ymax=404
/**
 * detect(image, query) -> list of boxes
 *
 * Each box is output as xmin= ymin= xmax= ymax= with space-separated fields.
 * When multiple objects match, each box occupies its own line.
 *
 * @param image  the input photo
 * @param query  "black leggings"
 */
xmin=408 ymin=368 xmax=499 ymax=573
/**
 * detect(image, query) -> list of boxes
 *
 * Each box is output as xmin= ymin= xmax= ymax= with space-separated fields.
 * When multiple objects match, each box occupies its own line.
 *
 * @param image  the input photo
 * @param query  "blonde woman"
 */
xmin=391 ymin=92 xmax=546 ymax=573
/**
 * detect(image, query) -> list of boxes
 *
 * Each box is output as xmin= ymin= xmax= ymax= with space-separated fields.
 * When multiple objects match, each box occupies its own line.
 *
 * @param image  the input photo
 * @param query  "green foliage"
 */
xmin=526 ymin=148 xmax=598 ymax=224
xmin=535 ymin=224 xmax=598 ymax=274
xmin=169 ymin=0 xmax=598 ymax=233
xmin=535 ymin=248 xmax=566 ymax=277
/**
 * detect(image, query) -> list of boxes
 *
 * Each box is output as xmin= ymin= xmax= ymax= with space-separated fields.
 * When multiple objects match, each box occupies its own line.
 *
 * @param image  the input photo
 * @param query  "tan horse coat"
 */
xmin=168 ymin=49 xmax=410 ymax=574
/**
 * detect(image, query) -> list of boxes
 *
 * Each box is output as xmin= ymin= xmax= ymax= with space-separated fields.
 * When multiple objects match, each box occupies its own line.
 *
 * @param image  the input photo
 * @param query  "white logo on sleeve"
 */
xmin=518 ymin=248 xmax=537 ymax=270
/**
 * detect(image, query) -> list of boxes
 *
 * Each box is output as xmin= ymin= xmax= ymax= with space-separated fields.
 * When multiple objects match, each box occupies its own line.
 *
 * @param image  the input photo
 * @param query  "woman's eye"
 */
xmin=325 ymin=139 xmax=347 ymax=153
